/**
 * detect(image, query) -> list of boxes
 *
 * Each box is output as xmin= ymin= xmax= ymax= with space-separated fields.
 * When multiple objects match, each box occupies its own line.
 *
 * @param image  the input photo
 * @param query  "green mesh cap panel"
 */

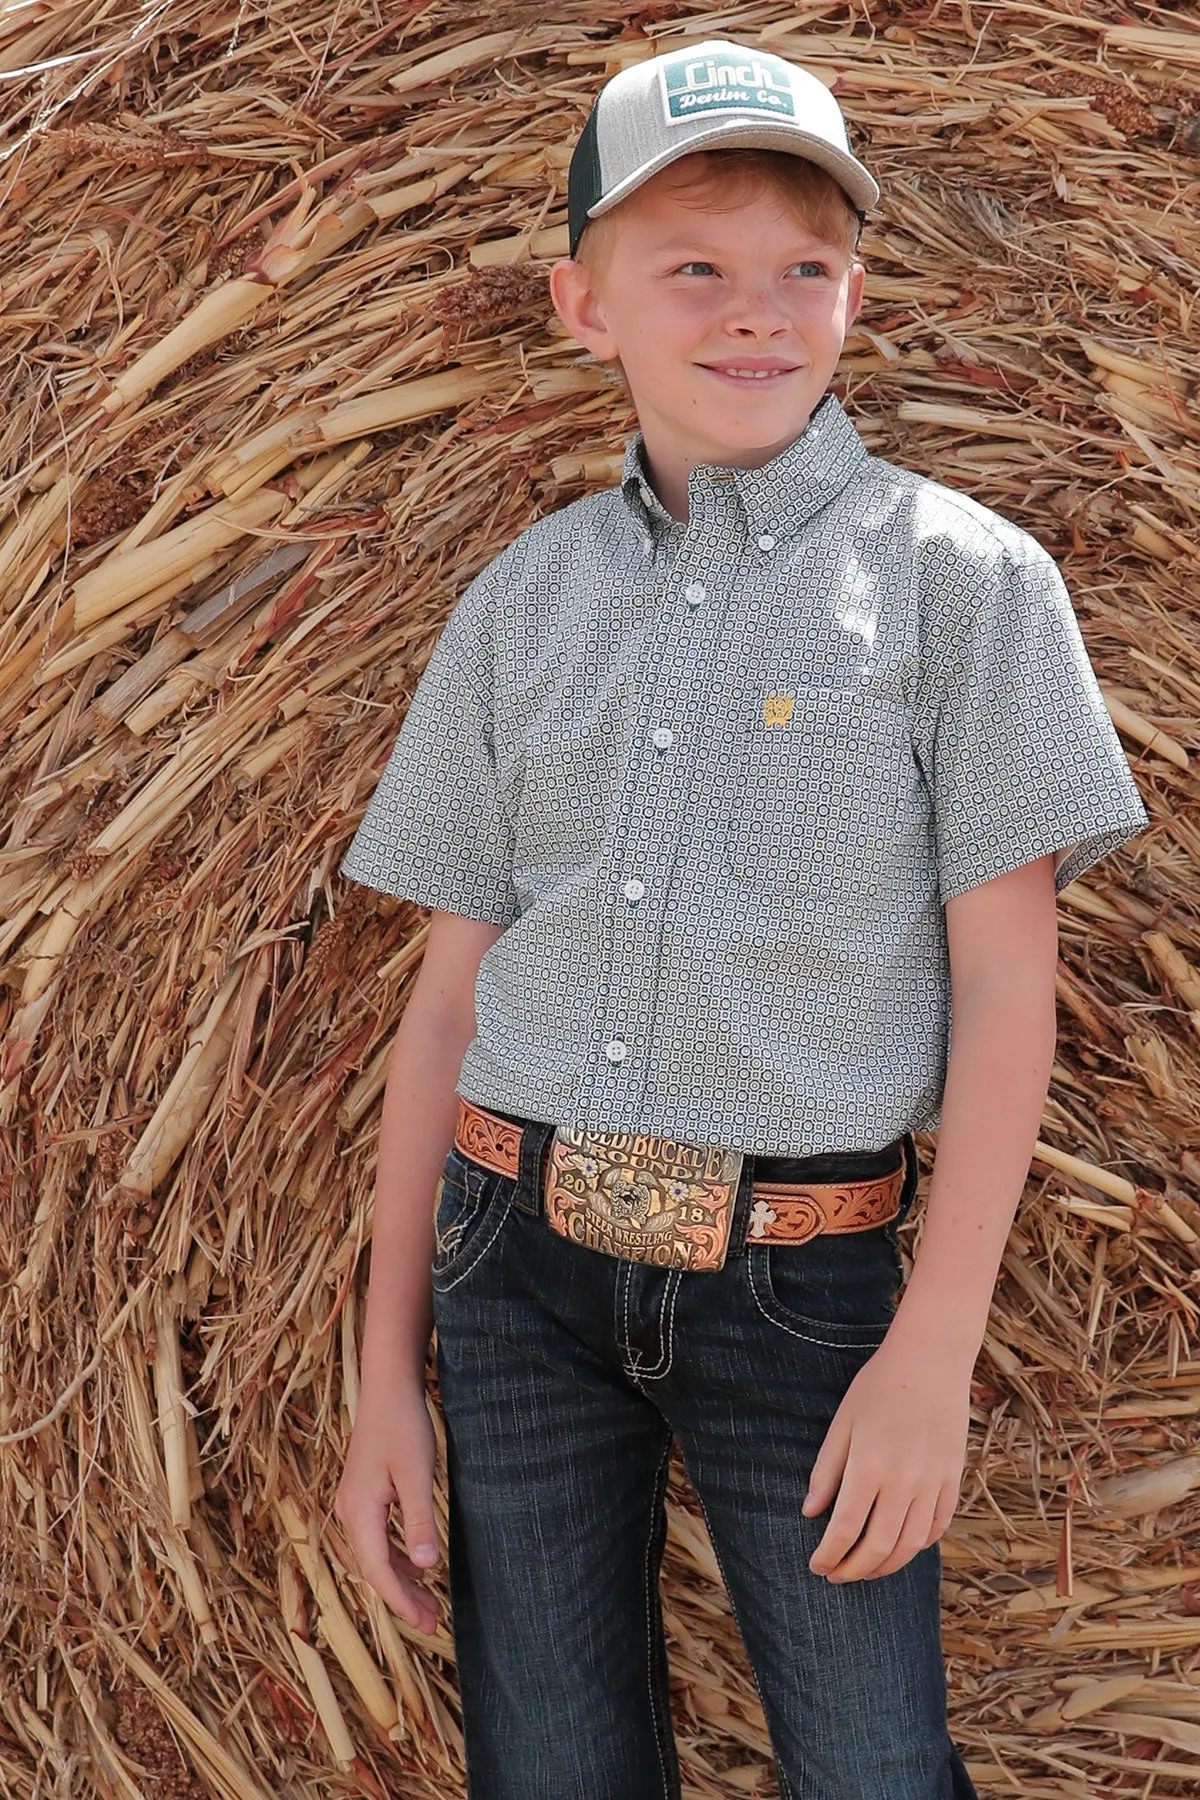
xmin=567 ymin=102 xmax=604 ymax=256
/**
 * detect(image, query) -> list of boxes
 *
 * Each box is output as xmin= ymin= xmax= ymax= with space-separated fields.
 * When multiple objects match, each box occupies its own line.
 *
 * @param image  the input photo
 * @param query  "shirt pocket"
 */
xmin=721 ymin=682 xmax=907 ymax=909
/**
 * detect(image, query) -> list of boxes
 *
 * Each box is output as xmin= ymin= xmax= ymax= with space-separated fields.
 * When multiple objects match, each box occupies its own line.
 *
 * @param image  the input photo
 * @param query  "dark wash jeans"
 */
xmin=431 ymin=1111 xmax=979 ymax=1800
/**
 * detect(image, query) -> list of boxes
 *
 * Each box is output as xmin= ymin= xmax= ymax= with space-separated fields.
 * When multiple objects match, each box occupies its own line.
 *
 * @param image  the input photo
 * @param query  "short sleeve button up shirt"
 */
xmin=341 ymin=392 xmax=1149 ymax=1155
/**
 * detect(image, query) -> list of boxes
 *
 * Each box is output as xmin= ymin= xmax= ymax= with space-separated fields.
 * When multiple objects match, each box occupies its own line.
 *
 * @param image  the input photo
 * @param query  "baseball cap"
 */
xmin=567 ymin=38 xmax=879 ymax=257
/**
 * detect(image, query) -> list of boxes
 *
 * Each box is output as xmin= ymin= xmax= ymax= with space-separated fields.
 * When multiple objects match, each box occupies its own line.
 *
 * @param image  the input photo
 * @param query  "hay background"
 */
xmin=1 ymin=0 xmax=1200 ymax=1794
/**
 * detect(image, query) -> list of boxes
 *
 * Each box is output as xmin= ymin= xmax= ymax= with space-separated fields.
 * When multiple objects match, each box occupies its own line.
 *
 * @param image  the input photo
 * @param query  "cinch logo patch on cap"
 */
xmin=660 ymin=51 xmax=797 ymax=127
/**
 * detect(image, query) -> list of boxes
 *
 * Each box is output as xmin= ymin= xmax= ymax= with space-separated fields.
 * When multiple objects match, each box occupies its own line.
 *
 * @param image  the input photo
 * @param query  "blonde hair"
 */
xmin=573 ymin=147 xmax=863 ymax=286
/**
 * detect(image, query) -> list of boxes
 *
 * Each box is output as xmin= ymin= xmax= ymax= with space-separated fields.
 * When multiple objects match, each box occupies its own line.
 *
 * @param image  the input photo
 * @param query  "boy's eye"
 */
xmin=672 ymin=259 xmax=829 ymax=277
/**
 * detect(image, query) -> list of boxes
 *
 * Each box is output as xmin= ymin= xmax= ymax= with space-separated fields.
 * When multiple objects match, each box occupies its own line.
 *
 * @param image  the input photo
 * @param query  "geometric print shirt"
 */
xmin=341 ymin=391 xmax=1150 ymax=1155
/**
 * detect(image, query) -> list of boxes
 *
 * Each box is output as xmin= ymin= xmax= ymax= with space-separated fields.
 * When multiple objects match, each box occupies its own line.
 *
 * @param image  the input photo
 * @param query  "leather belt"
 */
xmin=453 ymin=1096 xmax=908 ymax=1267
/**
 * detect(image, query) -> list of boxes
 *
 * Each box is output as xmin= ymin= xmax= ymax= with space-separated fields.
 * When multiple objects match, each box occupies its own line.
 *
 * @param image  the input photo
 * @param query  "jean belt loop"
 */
xmin=900 ymin=1130 xmax=919 ymax=1219
xmin=725 ymin=1151 xmax=758 ymax=1258
xmin=514 ymin=1116 xmax=552 ymax=1218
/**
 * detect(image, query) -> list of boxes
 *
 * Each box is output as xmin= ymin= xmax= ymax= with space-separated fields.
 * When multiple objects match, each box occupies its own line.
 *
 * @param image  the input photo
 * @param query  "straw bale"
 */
xmin=2 ymin=1 xmax=1199 ymax=1795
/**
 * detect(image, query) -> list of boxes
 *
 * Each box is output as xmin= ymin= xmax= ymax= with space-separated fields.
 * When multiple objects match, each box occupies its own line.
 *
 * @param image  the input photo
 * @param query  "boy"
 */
xmin=335 ymin=37 xmax=1149 ymax=1800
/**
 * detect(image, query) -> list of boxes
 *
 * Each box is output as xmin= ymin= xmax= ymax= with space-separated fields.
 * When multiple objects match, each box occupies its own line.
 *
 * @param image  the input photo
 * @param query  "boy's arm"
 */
xmin=804 ymin=539 xmax=1144 ymax=1582
xmin=802 ymin=852 xmax=1059 ymax=1582
xmin=359 ymin=907 xmax=506 ymax=1392
xmin=337 ymin=908 xmax=503 ymax=1634
xmin=891 ymin=538 xmax=1144 ymax=1360
xmin=886 ymin=850 xmax=1059 ymax=1362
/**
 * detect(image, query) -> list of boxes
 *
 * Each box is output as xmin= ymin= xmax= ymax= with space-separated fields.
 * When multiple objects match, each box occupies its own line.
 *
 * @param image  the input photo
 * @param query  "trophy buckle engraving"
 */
xmin=543 ymin=1125 xmax=744 ymax=1272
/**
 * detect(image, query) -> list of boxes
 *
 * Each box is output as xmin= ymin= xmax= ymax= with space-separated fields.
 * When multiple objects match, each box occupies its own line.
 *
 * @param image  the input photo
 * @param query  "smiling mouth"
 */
xmin=698 ymin=365 xmax=802 ymax=385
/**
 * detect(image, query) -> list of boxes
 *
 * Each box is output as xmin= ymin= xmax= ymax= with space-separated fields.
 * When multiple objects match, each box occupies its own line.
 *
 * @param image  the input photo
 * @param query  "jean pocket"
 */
xmin=432 ymin=1146 xmax=508 ymax=1288
xmin=748 ymin=1230 xmax=900 ymax=1349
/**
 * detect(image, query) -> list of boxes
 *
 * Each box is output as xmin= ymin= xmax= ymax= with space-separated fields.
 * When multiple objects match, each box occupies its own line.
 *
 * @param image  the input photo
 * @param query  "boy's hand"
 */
xmin=800 ymin=1332 xmax=971 ymax=1582
xmin=335 ymin=1384 xmax=443 ymax=1635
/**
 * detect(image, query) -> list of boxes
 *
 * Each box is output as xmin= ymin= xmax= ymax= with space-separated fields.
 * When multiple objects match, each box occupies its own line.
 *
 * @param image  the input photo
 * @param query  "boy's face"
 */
xmin=550 ymin=160 xmax=865 ymax=513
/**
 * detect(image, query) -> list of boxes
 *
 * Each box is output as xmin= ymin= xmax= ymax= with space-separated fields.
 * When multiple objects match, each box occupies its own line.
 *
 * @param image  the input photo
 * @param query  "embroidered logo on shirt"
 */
xmin=763 ymin=691 xmax=794 ymax=726
xmin=660 ymin=52 xmax=797 ymax=126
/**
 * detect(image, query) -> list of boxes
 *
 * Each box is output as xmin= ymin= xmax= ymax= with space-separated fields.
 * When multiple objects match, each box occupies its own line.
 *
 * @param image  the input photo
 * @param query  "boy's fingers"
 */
xmin=365 ymin=1556 xmax=440 ymax=1632
xmin=345 ymin=1506 xmax=440 ymax=1632
xmin=396 ymin=1481 xmax=440 ymax=1567
xmin=809 ymin=1471 xmax=875 ymax=1574
xmin=868 ymin=1496 xmax=940 ymax=1577
xmin=803 ymin=1424 xmax=849 ymax=1515
xmin=825 ymin=1492 xmax=911 ymax=1581
xmin=340 ymin=1487 xmax=429 ymax=1598
xmin=801 ymin=1468 xmax=835 ymax=1514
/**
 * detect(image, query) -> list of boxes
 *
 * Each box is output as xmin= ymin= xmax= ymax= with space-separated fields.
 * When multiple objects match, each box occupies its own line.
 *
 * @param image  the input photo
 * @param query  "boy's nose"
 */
xmin=719 ymin=289 xmax=794 ymax=333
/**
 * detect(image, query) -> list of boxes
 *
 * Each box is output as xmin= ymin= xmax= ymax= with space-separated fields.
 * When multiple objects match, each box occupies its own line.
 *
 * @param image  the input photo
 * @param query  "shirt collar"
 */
xmin=618 ymin=390 xmax=870 ymax=546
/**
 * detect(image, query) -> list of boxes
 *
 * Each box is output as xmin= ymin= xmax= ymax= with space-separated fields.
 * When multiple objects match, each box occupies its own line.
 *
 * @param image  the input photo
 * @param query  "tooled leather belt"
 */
xmin=453 ymin=1096 xmax=908 ymax=1250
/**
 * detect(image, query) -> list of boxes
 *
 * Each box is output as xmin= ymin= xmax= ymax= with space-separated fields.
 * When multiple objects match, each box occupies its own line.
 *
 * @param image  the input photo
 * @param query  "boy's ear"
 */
xmin=548 ymin=257 xmax=620 ymax=364
xmin=845 ymin=258 xmax=866 ymax=331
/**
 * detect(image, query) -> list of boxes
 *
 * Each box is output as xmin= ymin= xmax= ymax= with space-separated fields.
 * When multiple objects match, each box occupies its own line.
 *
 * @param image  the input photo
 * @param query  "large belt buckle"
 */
xmin=543 ymin=1125 xmax=744 ymax=1271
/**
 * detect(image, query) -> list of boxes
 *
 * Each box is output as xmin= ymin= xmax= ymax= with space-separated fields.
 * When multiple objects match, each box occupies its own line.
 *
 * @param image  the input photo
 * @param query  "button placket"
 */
xmin=581 ymin=477 xmax=739 ymax=1120
xmin=588 ymin=504 xmax=678 ymax=1097
xmin=635 ymin=482 xmax=738 ymax=1113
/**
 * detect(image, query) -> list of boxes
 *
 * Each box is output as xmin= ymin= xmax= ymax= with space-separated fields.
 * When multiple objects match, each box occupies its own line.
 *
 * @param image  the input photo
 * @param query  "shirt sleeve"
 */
xmin=339 ymin=576 xmax=520 ymax=926
xmin=918 ymin=540 xmax=1150 ymax=904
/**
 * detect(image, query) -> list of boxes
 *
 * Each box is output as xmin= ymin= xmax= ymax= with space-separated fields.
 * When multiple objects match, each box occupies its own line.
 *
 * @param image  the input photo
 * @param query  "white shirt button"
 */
xmin=684 ymin=581 xmax=706 ymax=604
xmin=642 ymin=535 xmax=654 ymax=556
xmin=757 ymin=533 xmax=776 ymax=551
xmin=604 ymin=1039 xmax=628 ymax=1062
xmin=639 ymin=482 xmax=654 ymax=504
xmin=622 ymin=877 xmax=645 ymax=901
xmin=651 ymin=726 xmax=674 ymax=749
